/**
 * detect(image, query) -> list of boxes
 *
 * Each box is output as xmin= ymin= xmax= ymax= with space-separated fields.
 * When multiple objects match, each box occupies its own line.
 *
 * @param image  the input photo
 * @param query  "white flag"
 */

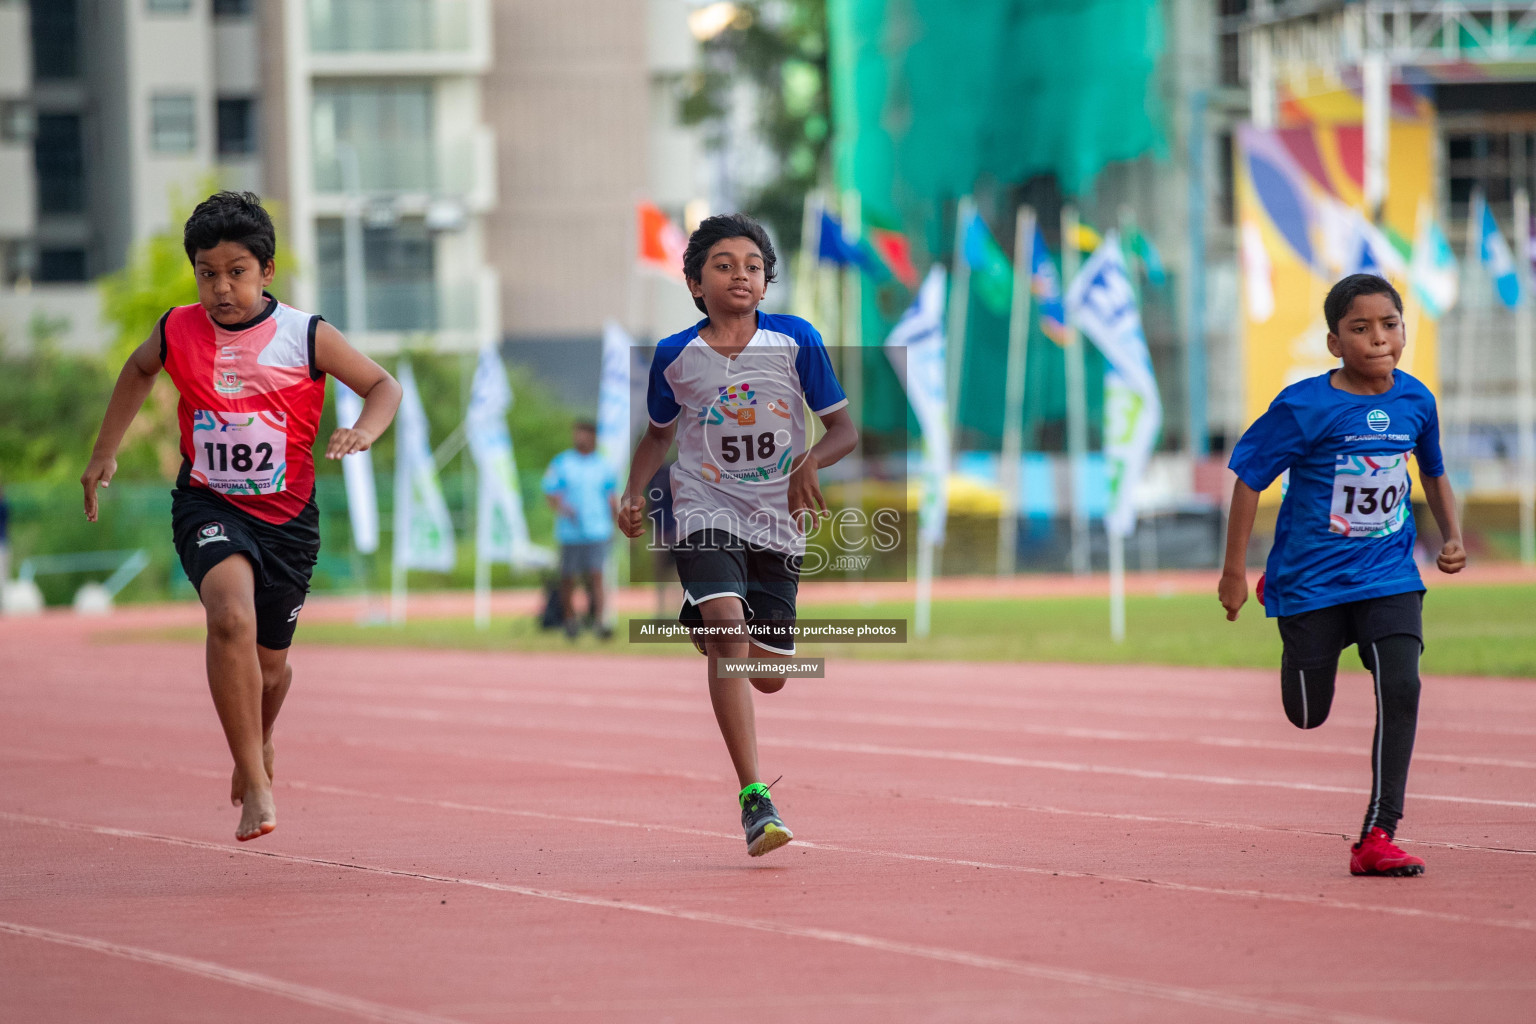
xmin=885 ymin=265 xmax=950 ymax=544
xmin=466 ymin=346 xmax=553 ymax=570
xmin=597 ymin=321 xmax=633 ymax=483
xmin=334 ymin=383 xmax=378 ymax=554
xmin=1065 ymin=233 xmax=1162 ymax=539
xmin=393 ymin=360 xmax=456 ymax=572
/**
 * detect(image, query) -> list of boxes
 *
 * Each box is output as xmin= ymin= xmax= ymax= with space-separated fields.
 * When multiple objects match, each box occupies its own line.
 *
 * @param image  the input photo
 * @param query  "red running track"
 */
xmin=1 ymin=612 xmax=1533 ymax=1023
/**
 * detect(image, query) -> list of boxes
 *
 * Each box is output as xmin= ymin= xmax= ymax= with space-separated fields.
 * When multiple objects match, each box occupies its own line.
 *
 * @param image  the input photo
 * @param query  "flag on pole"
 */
xmin=636 ymin=201 xmax=687 ymax=280
xmin=597 ymin=321 xmax=633 ymax=483
xmin=961 ymin=210 xmax=1014 ymax=315
xmin=393 ymin=360 xmax=456 ymax=571
xmin=885 ymin=265 xmax=951 ymax=543
xmin=817 ymin=210 xmax=876 ymax=271
xmin=1473 ymin=191 xmax=1523 ymax=308
xmin=1065 ymin=233 xmax=1163 ymax=539
xmin=1409 ymin=203 xmax=1458 ymax=319
xmin=1125 ymin=228 xmax=1167 ymax=286
xmin=333 ymin=384 xmax=379 ymax=554
xmin=466 ymin=347 xmax=552 ymax=570
xmin=868 ymin=227 xmax=919 ymax=288
xmin=1030 ymin=224 xmax=1070 ymax=345
xmin=1072 ymin=222 xmax=1103 ymax=252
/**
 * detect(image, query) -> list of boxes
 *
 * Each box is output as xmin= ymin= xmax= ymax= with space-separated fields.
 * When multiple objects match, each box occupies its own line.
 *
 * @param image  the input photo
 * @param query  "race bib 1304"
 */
xmin=1329 ymin=453 xmax=1409 ymax=538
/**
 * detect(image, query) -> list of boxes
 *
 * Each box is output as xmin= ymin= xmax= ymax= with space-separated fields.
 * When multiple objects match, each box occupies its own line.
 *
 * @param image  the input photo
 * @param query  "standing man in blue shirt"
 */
xmin=543 ymin=420 xmax=618 ymax=639
xmin=1220 ymin=274 xmax=1465 ymax=878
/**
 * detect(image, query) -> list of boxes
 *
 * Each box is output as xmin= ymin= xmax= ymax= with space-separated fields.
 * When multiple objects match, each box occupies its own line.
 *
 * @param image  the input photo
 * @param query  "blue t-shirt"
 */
xmin=541 ymin=449 xmax=616 ymax=544
xmin=1228 ymin=369 xmax=1444 ymax=617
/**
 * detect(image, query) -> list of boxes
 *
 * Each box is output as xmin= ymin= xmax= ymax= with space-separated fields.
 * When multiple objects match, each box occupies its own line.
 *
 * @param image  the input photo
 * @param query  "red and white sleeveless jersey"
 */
xmin=160 ymin=295 xmax=326 ymax=526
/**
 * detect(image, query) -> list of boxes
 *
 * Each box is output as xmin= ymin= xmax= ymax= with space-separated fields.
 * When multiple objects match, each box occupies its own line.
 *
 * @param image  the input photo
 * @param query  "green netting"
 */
xmin=828 ymin=0 xmax=1161 ymax=447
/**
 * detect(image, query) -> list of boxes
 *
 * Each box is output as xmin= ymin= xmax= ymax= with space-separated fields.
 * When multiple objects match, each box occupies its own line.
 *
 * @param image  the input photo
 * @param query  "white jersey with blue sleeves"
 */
xmin=648 ymin=312 xmax=847 ymax=554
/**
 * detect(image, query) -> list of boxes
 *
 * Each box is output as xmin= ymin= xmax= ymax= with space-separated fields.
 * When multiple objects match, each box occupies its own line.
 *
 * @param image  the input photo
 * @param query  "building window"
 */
xmin=151 ymin=94 xmax=196 ymax=153
xmin=213 ymin=0 xmax=252 ymax=15
xmin=217 ymin=97 xmax=257 ymax=156
xmin=316 ymin=217 xmax=437 ymax=331
xmin=312 ymin=82 xmax=433 ymax=192
xmin=37 ymin=248 xmax=88 ymax=282
xmin=34 ymin=113 xmax=84 ymax=214
xmin=146 ymin=0 xmax=192 ymax=12
xmin=31 ymin=0 xmax=80 ymax=80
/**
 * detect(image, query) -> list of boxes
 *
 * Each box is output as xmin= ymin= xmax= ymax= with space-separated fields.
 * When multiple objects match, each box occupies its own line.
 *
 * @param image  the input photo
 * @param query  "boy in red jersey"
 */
xmin=82 ymin=192 xmax=401 ymax=842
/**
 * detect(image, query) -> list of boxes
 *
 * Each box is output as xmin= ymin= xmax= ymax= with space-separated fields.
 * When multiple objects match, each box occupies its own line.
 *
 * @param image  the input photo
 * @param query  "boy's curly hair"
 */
xmin=183 ymin=191 xmax=276 ymax=268
xmin=682 ymin=213 xmax=777 ymax=314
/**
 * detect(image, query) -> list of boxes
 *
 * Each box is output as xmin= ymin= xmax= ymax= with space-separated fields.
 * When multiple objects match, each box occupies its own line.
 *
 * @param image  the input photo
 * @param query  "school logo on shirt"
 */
xmin=1366 ymin=409 xmax=1390 ymax=432
xmin=196 ymin=522 xmax=229 ymax=547
xmin=215 ymin=370 xmax=243 ymax=395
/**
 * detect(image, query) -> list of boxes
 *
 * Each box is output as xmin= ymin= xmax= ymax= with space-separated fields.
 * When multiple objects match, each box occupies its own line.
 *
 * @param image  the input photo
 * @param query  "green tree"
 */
xmin=678 ymin=0 xmax=830 ymax=249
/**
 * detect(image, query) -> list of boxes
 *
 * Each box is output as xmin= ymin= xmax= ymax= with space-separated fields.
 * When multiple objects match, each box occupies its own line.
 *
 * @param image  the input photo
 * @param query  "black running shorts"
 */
xmin=1277 ymin=590 xmax=1424 ymax=669
xmin=171 ymin=487 xmax=320 ymax=650
xmin=673 ymin=528 xmax=800 ymax=655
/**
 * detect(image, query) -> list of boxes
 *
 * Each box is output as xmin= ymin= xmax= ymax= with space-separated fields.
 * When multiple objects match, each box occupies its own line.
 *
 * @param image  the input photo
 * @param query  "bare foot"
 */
xmin=236 ymin=786 xmax=276 ymax=842
xmin=230 ymin=742 xmax=276 ymax=807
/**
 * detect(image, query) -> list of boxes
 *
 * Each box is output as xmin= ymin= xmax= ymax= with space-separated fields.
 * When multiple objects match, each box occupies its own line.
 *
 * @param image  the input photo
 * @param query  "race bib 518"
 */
xmin=1329 ymin=453 xmax=1409 ymax=538
xmin=191 ymin=410 xmax=288 ymax=495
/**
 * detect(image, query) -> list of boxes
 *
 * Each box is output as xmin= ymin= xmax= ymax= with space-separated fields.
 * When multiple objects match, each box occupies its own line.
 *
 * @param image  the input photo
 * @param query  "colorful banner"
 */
xmin=1472 ymin=190 xmax=1523 ymax=308
xmin=597 ymin=321 xmax=633 ymax=484
xmin=885 ymin=265 xmax=950 ymax=544
xmin=466 ymin=347 xmax=552 ymax=570
xmin=1235 ymin=88 xmax=1442 ymax=432
xmin=393 ymin=360 xmax=456 ymax=572
xmin=333 ymin=383 xmax=378 ymax=555
xmin=1065 ymin=234 xmax=1162 ymax=538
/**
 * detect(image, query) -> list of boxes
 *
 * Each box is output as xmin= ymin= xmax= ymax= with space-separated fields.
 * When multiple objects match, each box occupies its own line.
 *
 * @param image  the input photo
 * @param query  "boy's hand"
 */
xmin=81 ymin=454 xmax=117 ymax=522
xmin=615 ymin=493 xmax=647 ymax=539
xmin=1218 ymin=570 xmax=1248 ymax=621
xmin=324 ymin=427 xmax=375 ymax=460
xmin=1436 ymin=539 xmax=1466 ymax=574
xmin=787 ymin=453 xmax=827 ymax=534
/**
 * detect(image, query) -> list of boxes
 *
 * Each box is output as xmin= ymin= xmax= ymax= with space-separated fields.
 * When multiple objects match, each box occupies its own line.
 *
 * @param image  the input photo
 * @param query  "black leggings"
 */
xmin=1281 ymin=633 xmax=1421 ymax=839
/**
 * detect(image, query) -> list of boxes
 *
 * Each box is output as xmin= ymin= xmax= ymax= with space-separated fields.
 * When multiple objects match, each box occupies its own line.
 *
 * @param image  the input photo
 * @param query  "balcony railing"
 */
xmin=312 ymin=135 xmax=486 ymax=197
xmin=308 ymin=0 xmax=473 ymax=54
xmin=317 ymin=278 xmax=480 ymax=335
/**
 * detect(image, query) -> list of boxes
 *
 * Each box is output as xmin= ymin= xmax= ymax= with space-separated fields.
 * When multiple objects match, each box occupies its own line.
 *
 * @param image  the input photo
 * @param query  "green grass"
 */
xmin=212 ymin=583 xmax=1536 ymax=679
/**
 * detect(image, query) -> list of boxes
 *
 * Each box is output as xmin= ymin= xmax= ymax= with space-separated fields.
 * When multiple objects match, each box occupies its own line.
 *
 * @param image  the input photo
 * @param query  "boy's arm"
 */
xmin=1218 ymin=479 xmax=1261 ymax=621
xmin=787 ymin=407 xmax=858 ymax=531
xmin=617 ymin=422 xmax=675 ymax=539
xmin=82 ymin=326 xmax=164 ymax=522
xmin=1417 ymin=472 xmax=1466 ymax=574
xmin=313 ymin=322 xmax=401 ymax=459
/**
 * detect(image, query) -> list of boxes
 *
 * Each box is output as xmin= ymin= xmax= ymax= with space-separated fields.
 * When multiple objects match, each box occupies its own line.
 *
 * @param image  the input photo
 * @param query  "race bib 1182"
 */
xmin=1329 ymin=453 xmax=1409 ymax=538
xmin=190 ymin=410 xmax=288 ymax=495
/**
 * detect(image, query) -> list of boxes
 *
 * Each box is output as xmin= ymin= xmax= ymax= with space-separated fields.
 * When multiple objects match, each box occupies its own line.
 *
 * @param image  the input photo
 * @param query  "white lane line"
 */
xmin=4 ymin=755 xmax=1529 ymax=934
xmin=0 ymin=812 xmax=1416 ymax=1024
xmin=313 ymin=682 xmax=1536 ymax=771
xmin=321 ymin=704 xmax=1536 ymax=811
xmin=0 ymin=920 xmax=468 ymax=1024
xmin=5 ymin=739 xmax=1532 ymax=858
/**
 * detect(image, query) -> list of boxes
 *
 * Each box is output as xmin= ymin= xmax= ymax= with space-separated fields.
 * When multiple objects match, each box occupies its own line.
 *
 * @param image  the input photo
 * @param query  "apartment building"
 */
xmin=279 ymin=0 xmax=500 ymax=352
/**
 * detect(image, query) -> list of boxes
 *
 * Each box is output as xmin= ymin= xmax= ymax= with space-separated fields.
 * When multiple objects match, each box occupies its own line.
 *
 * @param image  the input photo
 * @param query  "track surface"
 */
xmin=2 ymin=610 xmax=1533 ymax=1023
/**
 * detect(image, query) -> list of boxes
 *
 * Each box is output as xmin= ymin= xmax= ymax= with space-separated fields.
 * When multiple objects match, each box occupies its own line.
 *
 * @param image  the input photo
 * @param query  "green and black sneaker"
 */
xmin=740 ymin=781 xmax=792 ymax=857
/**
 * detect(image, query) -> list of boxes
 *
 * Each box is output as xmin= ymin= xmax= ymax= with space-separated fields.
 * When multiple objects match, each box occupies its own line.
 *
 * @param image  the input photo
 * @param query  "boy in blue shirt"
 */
xmin=542 ymin=421 xmax=618 ymax=639
xmin=1220 ymin=274 xmax=1465 ymax=877
xmin=616 ymin=213 xmax=857 ymax=856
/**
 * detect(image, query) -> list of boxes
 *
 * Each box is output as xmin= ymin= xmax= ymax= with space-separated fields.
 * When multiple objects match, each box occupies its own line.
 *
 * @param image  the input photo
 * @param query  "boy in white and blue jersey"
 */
xmin=1220 ymin=274 xmax=1465 ymax=877
xmin=617 ymin=213 xmax=857 ymax=857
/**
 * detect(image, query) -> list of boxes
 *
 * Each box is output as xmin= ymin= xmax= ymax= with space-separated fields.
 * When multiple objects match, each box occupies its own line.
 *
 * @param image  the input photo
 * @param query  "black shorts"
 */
xmin=673 ymin=529 xmax=800 ymax=655
xmin=171 ymin=487 xmax=320 ymax=650
xmin=1277 ymin=590 xmax=1424 ymax=669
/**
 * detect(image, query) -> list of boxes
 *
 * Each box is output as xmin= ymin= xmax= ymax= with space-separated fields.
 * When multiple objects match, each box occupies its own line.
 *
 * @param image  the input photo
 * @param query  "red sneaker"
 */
xmin=1350 ymin=827 xmax=1426 ymax=877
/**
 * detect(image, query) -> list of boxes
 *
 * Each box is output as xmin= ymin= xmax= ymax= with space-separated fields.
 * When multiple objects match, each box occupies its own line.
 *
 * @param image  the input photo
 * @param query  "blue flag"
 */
xmin=1030 ymin=224 xmax=1069 ymax=345
xmin=817 ymin=210 xmax=873 ymax=271
xmin=1474 ymin=193 xmax=1522 ymax=308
